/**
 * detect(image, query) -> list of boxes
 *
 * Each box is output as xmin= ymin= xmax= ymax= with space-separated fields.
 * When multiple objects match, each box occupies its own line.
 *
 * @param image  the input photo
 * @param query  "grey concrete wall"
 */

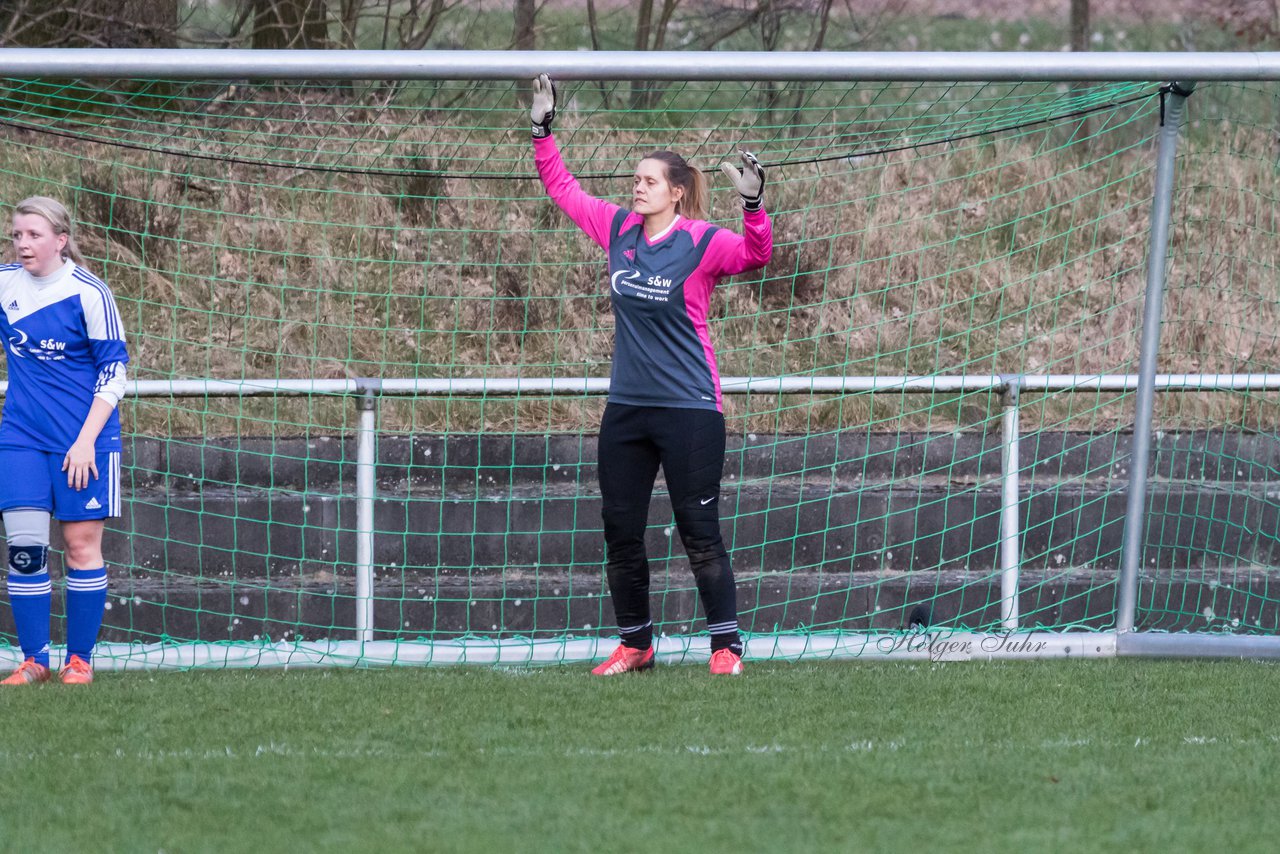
xmin=5 ymin=429 xmax=1280 ymax=643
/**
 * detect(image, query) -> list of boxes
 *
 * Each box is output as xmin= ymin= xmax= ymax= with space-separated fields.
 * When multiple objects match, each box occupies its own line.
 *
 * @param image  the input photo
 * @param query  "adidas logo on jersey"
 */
xmin=84 ymin=497 xmax=102 ymax=510
xmin=5 ymin=300 xmax=16 ymax=311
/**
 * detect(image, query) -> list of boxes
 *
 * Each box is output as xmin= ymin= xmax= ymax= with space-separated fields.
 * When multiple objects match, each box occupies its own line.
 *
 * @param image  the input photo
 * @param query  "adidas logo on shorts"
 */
xmin=84 ymin=497 xmax=102 ymax=510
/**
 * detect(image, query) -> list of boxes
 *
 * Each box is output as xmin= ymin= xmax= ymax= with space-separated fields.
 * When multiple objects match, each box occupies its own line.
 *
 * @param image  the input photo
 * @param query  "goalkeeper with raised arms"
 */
xmin=529 ymin=75 xmax=772 ymax=676
xmin=0 ymin=197 xmax=128 ymax=686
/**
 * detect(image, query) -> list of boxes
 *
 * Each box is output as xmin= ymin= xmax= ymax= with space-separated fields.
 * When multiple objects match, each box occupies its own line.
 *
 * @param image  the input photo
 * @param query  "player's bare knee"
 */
xmin=62 ymin=541 xmax=102 ymax=569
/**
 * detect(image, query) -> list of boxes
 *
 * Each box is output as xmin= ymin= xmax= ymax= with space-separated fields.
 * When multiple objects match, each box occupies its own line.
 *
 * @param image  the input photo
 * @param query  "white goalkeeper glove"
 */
xmin=720 ymin=149 xmax=765 ymax=212
xmin=531 ymin=73 xmax=556 ymax=138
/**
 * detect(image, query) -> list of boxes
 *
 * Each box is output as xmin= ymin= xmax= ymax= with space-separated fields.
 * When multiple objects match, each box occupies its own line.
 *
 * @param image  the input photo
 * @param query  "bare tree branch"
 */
xmin=692 ymin=3 xmax=767 ymax=50
xmin=398 ymin=0 xmax=456 ymax=51
xmin=251 ymin=0 xmax=330 ymax=51
xmin=788 ymin=0 xmax=835 ymax=137
xmin=0 ymin=0 xmax=178 ymax=48
xmin=650 ymin=0 xmax=680 ymax=51
xmin=337 ymin=0 xmax=363 ymax=50
xmin=513 ymin=0 xmax=535 ymax=50
xmin=585 ymin=0 xmax=614 ymax=111
xmin=634 ymin=0 xmax=653 ymax=51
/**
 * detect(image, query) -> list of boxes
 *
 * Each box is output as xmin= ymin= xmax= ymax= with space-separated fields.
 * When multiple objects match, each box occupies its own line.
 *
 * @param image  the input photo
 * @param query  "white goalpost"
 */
xmin=1 ymin=50 xmax=1279 ymax=666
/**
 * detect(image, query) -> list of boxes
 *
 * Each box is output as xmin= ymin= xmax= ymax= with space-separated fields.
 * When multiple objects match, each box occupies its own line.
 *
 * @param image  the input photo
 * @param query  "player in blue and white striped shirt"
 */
xmin=0 ymin=197 xmax=129 ymax=686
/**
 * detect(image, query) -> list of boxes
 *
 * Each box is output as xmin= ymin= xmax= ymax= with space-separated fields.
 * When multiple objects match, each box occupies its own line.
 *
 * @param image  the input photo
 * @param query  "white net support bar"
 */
xmin=2 ymin=49 xmax=1280 ymax=81
xmin=0 ymin=633 xmax=1121 ymax=670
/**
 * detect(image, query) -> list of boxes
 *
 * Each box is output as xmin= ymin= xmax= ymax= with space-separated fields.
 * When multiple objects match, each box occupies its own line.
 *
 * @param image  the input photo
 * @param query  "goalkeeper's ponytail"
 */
xmin=646 ymin=150 xmax=708 ymax=221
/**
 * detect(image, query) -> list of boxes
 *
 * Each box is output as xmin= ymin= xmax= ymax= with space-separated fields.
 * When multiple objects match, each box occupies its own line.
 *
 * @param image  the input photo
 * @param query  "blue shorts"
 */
xmin=0 ymin=447 xmax=122 ymax=521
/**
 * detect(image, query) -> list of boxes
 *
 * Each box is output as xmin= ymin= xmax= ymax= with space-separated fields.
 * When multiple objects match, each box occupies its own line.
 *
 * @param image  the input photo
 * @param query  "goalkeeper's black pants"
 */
xmin=597 ymin=403 xmax=741 ymax=655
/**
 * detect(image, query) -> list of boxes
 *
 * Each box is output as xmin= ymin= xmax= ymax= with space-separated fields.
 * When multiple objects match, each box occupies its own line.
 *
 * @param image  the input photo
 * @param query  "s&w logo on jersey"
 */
xmin=8 ymin=330 xmax=69 ymax=361
xmin=7 ymin=328 xmax=28 ymax=358
xmin=34 ymin=338 xmax=68 ymax=361
xmin=612 ymin=268 xmax=676 ymax=304
xmin=611 ymin=269 xmax=642 ymax=295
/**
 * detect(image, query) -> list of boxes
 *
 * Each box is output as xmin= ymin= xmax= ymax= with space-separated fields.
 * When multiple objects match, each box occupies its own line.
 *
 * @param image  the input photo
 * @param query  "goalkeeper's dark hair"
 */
xmin=14 ymin=196 xmax=86 ymax=266
xmin=645 ymin=150 xmax=707 ymax=221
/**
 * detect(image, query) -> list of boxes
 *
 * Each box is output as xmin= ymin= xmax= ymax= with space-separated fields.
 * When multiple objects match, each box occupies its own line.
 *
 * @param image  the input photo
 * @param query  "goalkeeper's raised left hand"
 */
xmin=720 ymin=150 xmax=765 ymax=212
xmin=531 ymin=73 xmax=556 ymax=138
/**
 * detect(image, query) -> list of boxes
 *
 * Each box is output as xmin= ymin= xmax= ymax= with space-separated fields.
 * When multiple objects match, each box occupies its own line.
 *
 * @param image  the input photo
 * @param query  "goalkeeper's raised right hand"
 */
xmin=531 ymin=74 xmax=556 ymax=138
xmin=720 ymin=150 xmax=765 ymax=212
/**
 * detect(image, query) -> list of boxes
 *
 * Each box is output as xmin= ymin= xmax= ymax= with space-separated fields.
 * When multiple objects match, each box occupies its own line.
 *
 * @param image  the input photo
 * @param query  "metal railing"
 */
xmin=88 ymin=368 xmax=1279 ymax=643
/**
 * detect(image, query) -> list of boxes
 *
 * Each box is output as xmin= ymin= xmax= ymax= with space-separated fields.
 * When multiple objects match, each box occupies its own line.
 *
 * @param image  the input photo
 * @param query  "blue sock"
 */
xmin=65 ymin=567 xmax=108 ymax=664
xmin=7 ymin=571 xmax=51 ymax=667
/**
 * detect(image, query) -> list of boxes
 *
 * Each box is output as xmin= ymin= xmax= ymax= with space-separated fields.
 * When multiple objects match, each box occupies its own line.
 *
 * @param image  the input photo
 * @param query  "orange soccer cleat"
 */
xmin=2 ymin=657 xmax=51 ymax=685
xmin=591 ymin=645 xmax=655 ymax=676
xmin=709 ymin=648 xmax=744 ymax=676
xmin=59 ymin=654 xmax=94 ymax=685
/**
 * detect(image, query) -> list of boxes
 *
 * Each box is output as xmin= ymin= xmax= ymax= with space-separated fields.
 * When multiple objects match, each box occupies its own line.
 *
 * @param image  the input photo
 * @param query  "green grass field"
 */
xmin=1 ymin=659 xmax=1276 ymax=852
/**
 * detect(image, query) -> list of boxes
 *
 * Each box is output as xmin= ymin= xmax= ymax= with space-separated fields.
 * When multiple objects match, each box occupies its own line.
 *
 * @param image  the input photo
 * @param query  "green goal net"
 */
xmin=0 ymin=71 xmax=1276 ymax=667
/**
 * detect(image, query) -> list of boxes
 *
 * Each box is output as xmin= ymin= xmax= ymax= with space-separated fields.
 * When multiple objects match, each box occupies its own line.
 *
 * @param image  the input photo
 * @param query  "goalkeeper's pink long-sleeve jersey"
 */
xmin=534 ymin=134 xmax=772 ymax=412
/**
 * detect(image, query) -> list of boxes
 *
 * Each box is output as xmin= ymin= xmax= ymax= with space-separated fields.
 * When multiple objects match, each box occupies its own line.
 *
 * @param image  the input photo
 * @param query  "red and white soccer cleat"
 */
xmin=709 ymin=648 xmax=744 ymax=676
xmin=59 ymin=654 xmax=94 ymax=685
xmin=1 ymin=657 xmax=51 ymax=685
xmin=591 ymin=645 xmax=655 ymax=676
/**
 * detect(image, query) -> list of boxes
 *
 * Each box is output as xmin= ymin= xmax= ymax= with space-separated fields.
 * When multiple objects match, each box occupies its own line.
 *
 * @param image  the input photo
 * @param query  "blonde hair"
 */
xmin=644 ymin=150 xmax=708 ymax=221
xmin=14 ymin=196 xmax=85 ymax=266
